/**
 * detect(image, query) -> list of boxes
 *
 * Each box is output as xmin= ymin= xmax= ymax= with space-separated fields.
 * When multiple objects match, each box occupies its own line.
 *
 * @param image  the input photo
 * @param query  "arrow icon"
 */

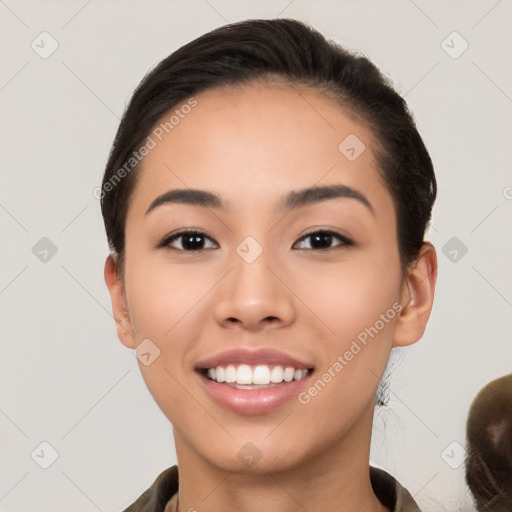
xmin=31 ymin=441 xmax=59 ymax=468
xmin=237 ymin=442 xmax=262 ymax=466
xmin=442 ymin=236 xmax=467 ymax=263
xmin=236 ymin=236 xmax=263 ymax=263
xmin=338 ymin=134 xmax=365 ymax=161
xmin=134 ymin=339 xmax=161 ymax=366
xmin=441 ymin=31 xmax=469 ymax=59
xmin=31 ymin=31 xmax=59 ymax=60
xmin=441 ymin=440 xmax=464 ymax=469
xmin=32 ymin=237 xmax=58 ymax=262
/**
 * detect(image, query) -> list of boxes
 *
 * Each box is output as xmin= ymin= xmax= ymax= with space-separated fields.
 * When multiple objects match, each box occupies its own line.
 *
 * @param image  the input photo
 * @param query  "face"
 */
xmin=107 ymin=82 xmax=420 ymax=474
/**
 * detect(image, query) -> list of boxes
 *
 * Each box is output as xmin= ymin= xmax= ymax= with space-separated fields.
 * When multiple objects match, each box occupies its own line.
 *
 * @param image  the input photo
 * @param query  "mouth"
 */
xmin=200 ymin=364 xmax=313 ymax=389
xmin=194 ymin=348 xmax=315 ymax=415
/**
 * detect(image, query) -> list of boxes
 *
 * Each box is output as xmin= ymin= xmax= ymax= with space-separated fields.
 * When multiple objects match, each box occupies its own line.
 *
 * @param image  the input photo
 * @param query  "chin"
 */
xmin=209 ymin=450 xmax=306 ymax=476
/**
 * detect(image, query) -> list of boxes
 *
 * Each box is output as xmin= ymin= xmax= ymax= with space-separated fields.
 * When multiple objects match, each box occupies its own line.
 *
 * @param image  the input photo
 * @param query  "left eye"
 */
xmin=293 ymin=230 xmax=353 ymax=251
xmin=160 ymin=231 xmax=217 ymax=251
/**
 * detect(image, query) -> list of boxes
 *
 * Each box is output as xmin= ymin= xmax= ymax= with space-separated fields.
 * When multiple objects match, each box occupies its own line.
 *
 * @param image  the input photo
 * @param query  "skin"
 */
xmin=105 ymin=82 xmax=437 ymax=512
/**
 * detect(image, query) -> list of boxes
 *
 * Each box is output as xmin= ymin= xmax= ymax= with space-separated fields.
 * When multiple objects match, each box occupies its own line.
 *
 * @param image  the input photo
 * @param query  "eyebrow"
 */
xmin=145 ymin=184 xmax=374 ymax=216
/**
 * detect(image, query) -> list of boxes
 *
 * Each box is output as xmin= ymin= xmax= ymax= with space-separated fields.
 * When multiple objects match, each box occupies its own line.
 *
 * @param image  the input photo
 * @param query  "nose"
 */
xmin=214 ymin=247 xmax=295 ymax=332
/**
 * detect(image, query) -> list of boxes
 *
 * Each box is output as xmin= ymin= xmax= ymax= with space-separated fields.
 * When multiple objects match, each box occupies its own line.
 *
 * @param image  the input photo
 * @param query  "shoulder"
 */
xmin=370 ymin=465 xmax=422 ymax=512
xmin=121 ymin=465 xmax=179 ymax=512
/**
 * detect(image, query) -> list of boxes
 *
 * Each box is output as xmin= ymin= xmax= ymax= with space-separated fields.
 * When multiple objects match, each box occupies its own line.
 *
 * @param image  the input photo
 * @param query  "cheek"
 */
xmin=123 ymin=252 xmax=211 ymax=341
xmin=293 ymin=248 xmax=402 ymax=345
xmin=122 ymin=250 xmax=217 ymax=404
xmin=294 ymin=259 xmax=401 ymax=424
xmin=122 ymin=253 xmax=211 ymax=423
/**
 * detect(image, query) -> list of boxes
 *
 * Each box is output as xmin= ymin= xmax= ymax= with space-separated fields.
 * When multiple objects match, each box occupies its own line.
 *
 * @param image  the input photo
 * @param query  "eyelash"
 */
xmin=157 ymin=229 xmax=354 ymax=252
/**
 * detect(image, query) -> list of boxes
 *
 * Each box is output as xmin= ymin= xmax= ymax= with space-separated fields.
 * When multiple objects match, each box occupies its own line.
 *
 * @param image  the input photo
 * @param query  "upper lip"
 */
xmin=195 ymin=348 xmax=314 ymax=370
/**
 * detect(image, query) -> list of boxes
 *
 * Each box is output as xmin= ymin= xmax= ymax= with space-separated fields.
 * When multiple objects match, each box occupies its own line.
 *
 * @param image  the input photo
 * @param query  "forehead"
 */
xmin=127 ymin=83 xmax=394 ymax=222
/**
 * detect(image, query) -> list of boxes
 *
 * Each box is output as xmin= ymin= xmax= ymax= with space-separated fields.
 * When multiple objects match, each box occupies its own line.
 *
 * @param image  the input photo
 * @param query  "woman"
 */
xmin=101 ymin=18 xmax=437 ymax=512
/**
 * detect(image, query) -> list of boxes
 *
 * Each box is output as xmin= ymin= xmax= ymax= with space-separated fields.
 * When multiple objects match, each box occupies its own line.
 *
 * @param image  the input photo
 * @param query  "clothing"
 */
xmin=122 ymin=465 xmax=422 ymax=512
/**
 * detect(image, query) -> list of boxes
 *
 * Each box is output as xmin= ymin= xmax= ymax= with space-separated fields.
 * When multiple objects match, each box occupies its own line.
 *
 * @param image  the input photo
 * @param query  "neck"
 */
xmin=173 ymin=403 xmax=388 ymax=512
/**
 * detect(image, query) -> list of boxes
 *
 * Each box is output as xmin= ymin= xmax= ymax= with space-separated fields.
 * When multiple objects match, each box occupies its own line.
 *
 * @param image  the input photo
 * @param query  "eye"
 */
xmin=293 ymin=230 xmax=353 ymax=251
xmin=158 ymin=229 xmax=353 ymax=252
xmin=158 ymin=230 xmax=218 ymax=251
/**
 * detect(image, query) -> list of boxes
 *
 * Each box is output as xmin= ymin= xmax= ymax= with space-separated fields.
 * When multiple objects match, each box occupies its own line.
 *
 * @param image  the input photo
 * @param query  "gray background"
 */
xmin=1 ymin=1 xmax=511 ymax=511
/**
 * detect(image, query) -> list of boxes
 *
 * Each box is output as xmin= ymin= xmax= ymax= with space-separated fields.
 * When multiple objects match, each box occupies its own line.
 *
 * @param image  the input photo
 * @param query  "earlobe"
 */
xmin=104 ymin=254 xmax=135 ymax=349
xmin=392 ymin=242 xmax=438 ymax=347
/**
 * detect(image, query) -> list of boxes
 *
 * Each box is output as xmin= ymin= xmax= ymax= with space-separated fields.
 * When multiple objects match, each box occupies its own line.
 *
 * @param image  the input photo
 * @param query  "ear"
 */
xmin=392 ymin=242 xmax=437 ymax=347
xmin=104 ymin=254 xmax=135 ymax=349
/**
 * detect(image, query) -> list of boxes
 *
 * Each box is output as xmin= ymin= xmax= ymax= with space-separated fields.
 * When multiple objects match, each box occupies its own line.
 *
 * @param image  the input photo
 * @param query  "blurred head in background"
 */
xmin=466 ymin=373 xmax=512 ymax=511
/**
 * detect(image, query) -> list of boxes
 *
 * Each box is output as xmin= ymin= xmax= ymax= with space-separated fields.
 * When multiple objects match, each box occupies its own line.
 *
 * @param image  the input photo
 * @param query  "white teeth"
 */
xmin=283 ymin=367 xmax=295 ymax=382
xmin=205 ymin=364 xmax=309 ymax=385
xmin=253 ymin=365 xmax=271 ymax=385
xmin=236 ymin=364 xmax=253 ymax=384
xmin=270 ymin=366 xmax=284 ymax=383
xmin=225 ymin=365 xmax=236 ymax=383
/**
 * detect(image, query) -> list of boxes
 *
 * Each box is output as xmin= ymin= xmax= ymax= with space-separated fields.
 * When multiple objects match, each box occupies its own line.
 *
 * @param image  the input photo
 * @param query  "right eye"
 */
xmin=158 ymin=230 xmax=218 ymax=252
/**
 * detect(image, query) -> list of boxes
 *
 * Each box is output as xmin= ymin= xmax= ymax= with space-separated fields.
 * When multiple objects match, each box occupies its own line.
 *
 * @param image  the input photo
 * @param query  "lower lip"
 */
xmin=196 ymin=371 xmax=312 ymax=415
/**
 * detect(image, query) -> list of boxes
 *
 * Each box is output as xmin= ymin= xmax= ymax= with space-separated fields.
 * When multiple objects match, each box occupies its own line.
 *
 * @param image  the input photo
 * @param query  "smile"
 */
xmin=205 ymin=364 xmax=310 ymax=387
xmin=195 ymin=347 xmax=315 ymax=414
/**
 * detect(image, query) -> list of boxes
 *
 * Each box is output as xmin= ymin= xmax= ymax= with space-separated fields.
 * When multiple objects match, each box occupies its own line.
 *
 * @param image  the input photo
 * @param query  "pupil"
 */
xmin=311 ymin=233 xmax=331 ymax=249
xmin=184 ymin=234 xmax=203 ymax=250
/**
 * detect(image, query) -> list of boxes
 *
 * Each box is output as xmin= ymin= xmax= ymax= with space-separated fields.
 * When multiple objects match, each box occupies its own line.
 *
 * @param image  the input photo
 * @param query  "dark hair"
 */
xmin=101 ymin=18 xmax=436 ymax=274
xmin=465 ymin=374 xmax=512 ymax=511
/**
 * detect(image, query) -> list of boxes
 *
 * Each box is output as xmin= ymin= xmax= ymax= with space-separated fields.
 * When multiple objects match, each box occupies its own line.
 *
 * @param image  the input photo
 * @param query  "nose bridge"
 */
xmin=214 ymin=235 xmax=295 ymax=329
xmin=233 ymin=238 xmax=273 ymax=294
